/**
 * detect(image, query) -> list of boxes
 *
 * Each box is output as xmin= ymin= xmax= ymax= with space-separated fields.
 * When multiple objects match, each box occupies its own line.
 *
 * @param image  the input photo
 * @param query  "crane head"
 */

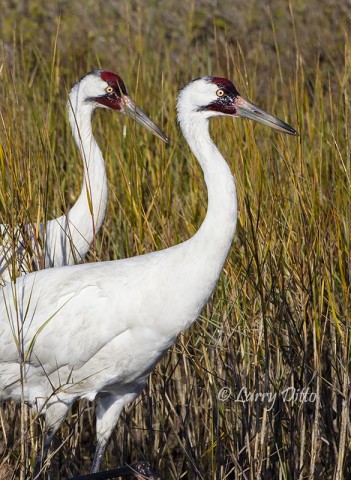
xmin=71 ymin=70 xmax=168 ymax=142
xmin=177 ymin=76 xmax=298 ymax=136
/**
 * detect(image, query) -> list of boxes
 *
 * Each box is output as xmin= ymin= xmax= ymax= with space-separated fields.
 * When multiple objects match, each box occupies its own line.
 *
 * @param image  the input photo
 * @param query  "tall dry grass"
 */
xmin=0 ymin=1 xmax=350 ymax=478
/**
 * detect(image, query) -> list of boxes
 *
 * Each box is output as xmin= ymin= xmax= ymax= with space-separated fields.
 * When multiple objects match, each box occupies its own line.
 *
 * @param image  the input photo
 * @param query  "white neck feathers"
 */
xmin=66 ymin=88 xmax=108 ymax=244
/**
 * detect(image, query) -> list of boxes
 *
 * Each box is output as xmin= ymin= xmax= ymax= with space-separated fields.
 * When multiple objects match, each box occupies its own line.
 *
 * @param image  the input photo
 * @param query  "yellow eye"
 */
xmin=216 ymin=89 xmax=225 ymax=97
xmin=106 ymin=86 xmax=114 ymax=94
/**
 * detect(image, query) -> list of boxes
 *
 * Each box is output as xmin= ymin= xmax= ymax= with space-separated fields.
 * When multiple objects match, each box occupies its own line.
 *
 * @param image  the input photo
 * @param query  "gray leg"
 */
xmin=89 ymin=437 xmax=108 ymax=474
xmin=90 ymin=390 xmax=139 ymax=473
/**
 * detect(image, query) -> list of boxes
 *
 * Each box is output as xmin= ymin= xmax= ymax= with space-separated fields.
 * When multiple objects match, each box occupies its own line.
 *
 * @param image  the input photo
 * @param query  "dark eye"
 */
xmin=106 ymin=86 xmax=114 ymax=94
xmin=216 ymin=89 xmax=225 ymax=97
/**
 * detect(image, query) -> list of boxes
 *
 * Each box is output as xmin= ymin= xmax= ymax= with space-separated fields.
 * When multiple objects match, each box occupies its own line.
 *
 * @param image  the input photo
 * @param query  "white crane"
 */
xmin=0 ymin=70 xmax=167 ymax=283
xmin=0 ymin=76 xmax=297 ymax=475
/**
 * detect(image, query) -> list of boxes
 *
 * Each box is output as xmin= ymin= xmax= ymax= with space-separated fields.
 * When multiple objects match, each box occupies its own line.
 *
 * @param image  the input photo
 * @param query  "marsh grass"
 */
xmin=0 ymin=1 xmax=350 ymax=478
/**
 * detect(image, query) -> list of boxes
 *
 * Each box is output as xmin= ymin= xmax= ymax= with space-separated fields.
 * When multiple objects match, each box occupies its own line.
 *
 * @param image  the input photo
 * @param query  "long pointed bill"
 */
xmin=235 ymin=96 xmax=298 ymax=136
xmin=121 ymin=95 xmax=168 ymax=143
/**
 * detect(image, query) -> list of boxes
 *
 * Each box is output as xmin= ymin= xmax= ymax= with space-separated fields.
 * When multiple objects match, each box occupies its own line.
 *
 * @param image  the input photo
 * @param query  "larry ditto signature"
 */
xmin=218 ymin=386 xmax=316 ymax=411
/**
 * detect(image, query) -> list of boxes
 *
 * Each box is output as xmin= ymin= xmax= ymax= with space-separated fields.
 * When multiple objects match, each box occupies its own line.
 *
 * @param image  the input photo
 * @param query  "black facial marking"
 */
xmin=85 ymin=71 xmax=128 ymax=110
xmin=197 ymin=76 xmax=240 ymax=114
xmin=201 ymin=96 xmax=237 ymax=114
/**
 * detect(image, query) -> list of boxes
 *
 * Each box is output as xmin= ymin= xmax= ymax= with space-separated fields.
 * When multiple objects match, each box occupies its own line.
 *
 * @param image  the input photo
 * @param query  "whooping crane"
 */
xmin=0 ymin=70 xmax=167 ymax=283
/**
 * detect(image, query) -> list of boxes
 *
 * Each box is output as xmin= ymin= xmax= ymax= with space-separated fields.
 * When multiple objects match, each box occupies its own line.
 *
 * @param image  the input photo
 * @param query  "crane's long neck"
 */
xmin=67 ymin=98 xmax=108 ymax=245
xmin=154 ymin=113 xmax=237 ymax=338
xmin=183 ymin=116 xmax=237 ymax=267
xmin=165 ymin=113 xmax=238 ymax=335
